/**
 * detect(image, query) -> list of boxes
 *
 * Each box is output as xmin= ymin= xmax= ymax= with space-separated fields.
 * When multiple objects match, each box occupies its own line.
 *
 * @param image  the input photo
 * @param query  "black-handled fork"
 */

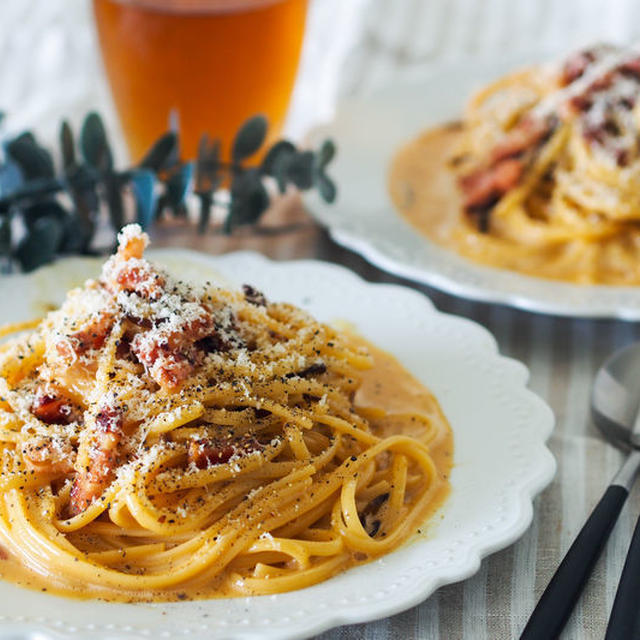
xmin=604 ymin=504 xmax=640 ymax=639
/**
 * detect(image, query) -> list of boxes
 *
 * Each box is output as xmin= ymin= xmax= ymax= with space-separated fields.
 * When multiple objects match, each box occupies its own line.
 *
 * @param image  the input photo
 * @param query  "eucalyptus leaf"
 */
xmin=80 ymin=112 xmax=113 ymax=171
xmin=22 ymin=200 xmax=67 ymax=230
xmin=0 ymin=215 xmax=11 ymax=257
xmin=131 ymin=169 xmax=156 ymax=229
xmin=225 ymin=169 xmax=269 ymax=232
xmin=63 ymin=163 xmax=99 ymax=254
xmin=60 ymin=210 xmax=93 ymax=254
xmin=60 ymin=121 xmax=76 ymax=170
xmin=317 ymin=139 xmax=336 ymax=168
xmin=104 ymin=173 xmax=124 ymax=231
xmin=285 ymin=151 xmax=315 ymax=189
xmin=7 ymin=133 xmax=55 ymax=180
xmin=272 ymin=153 xmax=291 ymax=194
xmin=16 ymin=215 xmax=64 ymax=272
xmin=232 ymin=115 xmax=267 ymax=163
xmin=14 ymin=132 xmax=35 ymax=145
xmin=317 ymin=173 xmax=337 ymax=203
xmin=65 ymin=164 xmax=99 ymax=224
xmin=0 ymin=161 xmax=23 ymax=196
xmin=139 ymin=132 xmax=178 ymax=172
xmin=260 ymin=140 xmax=295 ymax=176
xmin=165 ymin=162 xmax=193 ymax=215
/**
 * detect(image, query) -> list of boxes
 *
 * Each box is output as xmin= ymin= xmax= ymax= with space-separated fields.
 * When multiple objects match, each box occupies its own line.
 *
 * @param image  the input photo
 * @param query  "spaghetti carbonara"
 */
xmin=390 ymin=44 xmax=640 ymax=284
xmin=0 ymin=225 xmax=451 ymax=601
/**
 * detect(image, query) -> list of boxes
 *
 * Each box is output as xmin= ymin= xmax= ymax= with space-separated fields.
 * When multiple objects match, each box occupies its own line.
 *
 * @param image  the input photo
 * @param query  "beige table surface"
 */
xmin=152 ymin=198 xmax=640 ymax=640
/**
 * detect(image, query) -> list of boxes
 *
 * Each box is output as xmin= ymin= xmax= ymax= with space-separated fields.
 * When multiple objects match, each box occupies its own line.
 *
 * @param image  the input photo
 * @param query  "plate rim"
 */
xmin=327 ymin=225 xmax=640 ymax=320
xmin=0 ymin=249 xmax=556 ymax=639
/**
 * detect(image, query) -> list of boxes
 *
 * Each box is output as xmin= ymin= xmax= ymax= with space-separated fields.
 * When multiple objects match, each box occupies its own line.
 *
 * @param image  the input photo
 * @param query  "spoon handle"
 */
xmin=520 ymin=484 xmax=629 ymax=639
xmin=605 ymin=507 xmax=640 ymax=639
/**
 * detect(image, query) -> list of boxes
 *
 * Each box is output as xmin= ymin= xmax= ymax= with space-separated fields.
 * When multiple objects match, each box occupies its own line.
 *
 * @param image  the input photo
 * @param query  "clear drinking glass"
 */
xmin=93 ymin=0 xmax=308 ymax=161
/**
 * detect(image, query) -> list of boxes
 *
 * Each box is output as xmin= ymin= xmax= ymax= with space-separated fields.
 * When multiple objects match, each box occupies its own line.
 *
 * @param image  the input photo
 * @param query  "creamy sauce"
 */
xmin=389 ymin=123 xmax=466 ymax=248
xmin=0 ymin=337 xmax=453 ymax=602
xmin=357 ymin=338 xmax=453 ymax=507
xmin=389 ymin=123 xmax=640 ymax=285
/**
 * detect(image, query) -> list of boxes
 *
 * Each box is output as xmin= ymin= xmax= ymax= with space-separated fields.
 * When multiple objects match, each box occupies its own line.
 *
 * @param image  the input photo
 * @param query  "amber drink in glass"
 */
xmin=93 ymin=0 xmax=308 ymax=161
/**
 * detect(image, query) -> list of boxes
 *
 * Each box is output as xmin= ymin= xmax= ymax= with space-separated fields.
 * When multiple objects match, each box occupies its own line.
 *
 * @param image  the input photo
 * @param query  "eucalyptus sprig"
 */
xmin=0 ymin=112 xmax=336 ymax=272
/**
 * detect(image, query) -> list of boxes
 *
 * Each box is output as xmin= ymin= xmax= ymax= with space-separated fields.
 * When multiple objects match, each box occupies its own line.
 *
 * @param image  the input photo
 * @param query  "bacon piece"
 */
xmin=22 ymin=435 xmax=75 ymax=475
xmin=589 ymin=71 xmax=615 ymax=92
xmin=145 ymin=352 xmax=194 ymax=390
xmin=131 ymin=310 xmax=217 ymax=390
xmin=188 ymin=435 xmax=264 ymax=470
xmin=161 ymin=314 xmax=215 ymax=353
xmin=561 ymin=49 xmax=597 ymax=85
xmin=458 ymin=116 xmax=552 ymax=224
xmin=69 ymin=407 xmax=123 ymax=516
xmin=103 ymin=226 xmax=165 ymax=300
xmin=111 ymin=261 xmax=165 ymax=300
xmin=568 ymin=93 xmax=593 ymax=113
xmin=116 ymin=229 xmax=147 ymax=262
xmin=568 ymin=72 xmax=615 ymax=113
xmin=490 ymin=118 xmax=551 ymax=164
xmin=583 ymin=114 xmax=624 ymax=144
xmin=614 ymin=148 xmax=630 ymax=167
xmin=31 ymin=388 xmax=77 ymax=425
xmin=55 ymin=312 xmax=114 ymax=362
xmin=196 ymin=334 xmax=234 ymax=354
xmin=459 ymin=158 xmax=524 ymax=213
xmin=620 ymin=56 xmax=640 ymax=79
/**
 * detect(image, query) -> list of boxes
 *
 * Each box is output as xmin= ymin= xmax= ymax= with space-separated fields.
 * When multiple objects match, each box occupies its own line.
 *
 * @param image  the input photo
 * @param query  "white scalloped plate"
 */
xmin=304 ymin=54 xmax=640 ymax=319
xmin=0 ymin=250 xmax=555 ymax=640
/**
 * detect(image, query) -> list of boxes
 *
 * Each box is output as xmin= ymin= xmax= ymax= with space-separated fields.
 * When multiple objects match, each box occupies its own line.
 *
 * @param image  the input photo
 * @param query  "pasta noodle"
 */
xmin=0 ymin=225 xmax=452 ymax=601
xmin=389 ymin=44 xmax=640 ymax=284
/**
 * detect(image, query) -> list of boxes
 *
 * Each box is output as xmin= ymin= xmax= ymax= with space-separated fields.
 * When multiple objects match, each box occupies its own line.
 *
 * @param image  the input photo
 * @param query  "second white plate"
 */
xmin=304 ymin=54 xmax=640 ymax=319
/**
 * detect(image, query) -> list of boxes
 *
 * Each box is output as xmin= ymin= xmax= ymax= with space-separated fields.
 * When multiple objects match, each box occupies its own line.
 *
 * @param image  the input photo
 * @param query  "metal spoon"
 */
xmin=521 ymin=341 xmax=640 ymax=640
